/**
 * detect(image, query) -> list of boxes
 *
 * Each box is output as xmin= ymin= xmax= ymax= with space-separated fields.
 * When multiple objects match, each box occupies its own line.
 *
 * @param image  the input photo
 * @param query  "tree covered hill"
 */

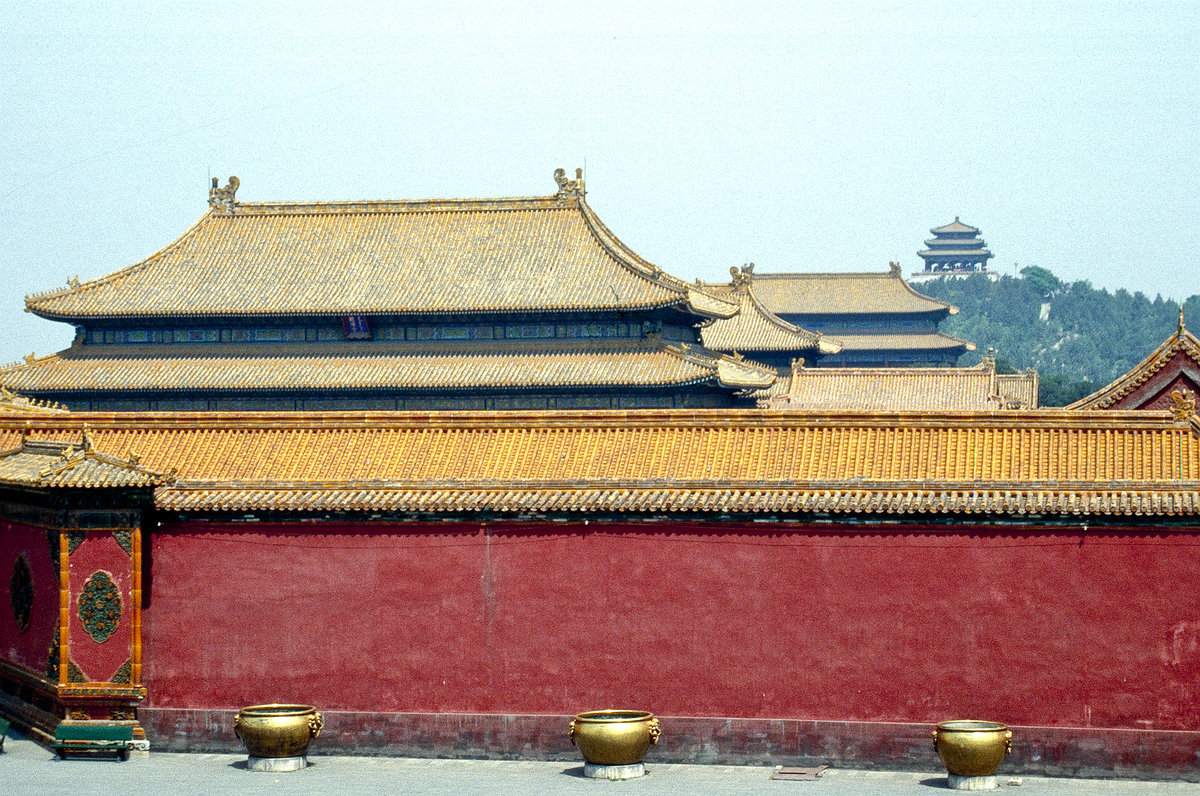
xmin=918 ymin=268 xmax=1200 ymax=406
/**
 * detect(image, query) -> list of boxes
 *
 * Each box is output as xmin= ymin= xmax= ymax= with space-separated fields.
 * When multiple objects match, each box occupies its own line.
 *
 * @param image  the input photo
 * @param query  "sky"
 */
xmin=2 ymin=1 xmax=1197 ymax=362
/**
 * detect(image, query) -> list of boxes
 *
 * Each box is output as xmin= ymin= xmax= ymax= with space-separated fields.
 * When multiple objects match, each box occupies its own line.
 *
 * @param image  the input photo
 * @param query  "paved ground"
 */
xmin=1 ymin=730 xmax=1197 ymax=795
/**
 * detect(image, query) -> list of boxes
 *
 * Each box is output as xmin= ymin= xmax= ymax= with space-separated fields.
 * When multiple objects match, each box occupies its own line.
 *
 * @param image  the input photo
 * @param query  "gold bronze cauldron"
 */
xmin=233 ymin=704 xmax=323 ymax=758
xmin=568 ymin=710 xmax=661 ymax=766
xmin=932 ymin=720 xmax=1012 ymax=777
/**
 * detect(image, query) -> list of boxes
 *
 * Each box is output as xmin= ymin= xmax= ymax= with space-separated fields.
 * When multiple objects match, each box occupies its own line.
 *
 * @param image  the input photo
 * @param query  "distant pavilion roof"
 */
xmin=750 ymin=265 xmax=958 ymax=317
xmin=930 ymin=218 xmax=981 ymax=235
xmin=0 ymin=339 xmax=777 ymax=394
xmin=2 ymin=409 xmax=1197 ymax=517
xmin=25 ymin=172 xmax=737 ymax=322
xmin=918 ymin=218 xmax=993 ymax=264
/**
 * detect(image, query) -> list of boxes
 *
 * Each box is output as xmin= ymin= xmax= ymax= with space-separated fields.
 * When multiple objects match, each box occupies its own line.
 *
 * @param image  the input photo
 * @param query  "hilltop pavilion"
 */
xmin=914 ymin=217 xmax=994 ymax=277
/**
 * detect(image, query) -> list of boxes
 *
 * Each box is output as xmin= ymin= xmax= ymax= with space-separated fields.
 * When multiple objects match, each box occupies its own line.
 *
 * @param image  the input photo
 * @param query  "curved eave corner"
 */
xmin=25 ymin=209 xmax=217 ymax=321
xmin=817 ymin=336 xmax=843 ymax=355
xmin=716 ymin=358 xmax=777 ymax=390
xmin=686 ymin=287 xmax=739 ymax=319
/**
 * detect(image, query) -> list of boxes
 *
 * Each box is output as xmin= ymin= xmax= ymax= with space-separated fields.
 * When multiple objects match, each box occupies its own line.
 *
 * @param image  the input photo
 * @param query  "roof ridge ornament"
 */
xmin=208 ymin=176 xmax=240 ymax=212
xmin=1180 ymin=307 xmax=1187 ymax=336
xmin=889 ymin=261 xmax=902 ymax=277
xmin=730 ymin=262 xmax=754 ymax=289
xmin=553 ymin=167 xmax=585 ymax=200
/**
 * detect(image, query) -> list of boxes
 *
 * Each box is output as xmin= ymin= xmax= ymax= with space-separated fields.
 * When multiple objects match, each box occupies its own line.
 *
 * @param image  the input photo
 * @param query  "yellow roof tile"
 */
xmin=26 ymin=175 xmax=737 ymax=321
xmin=1 ymin=409 xmax=1195 ymax=516
xmin=0 ymin=431 xmax=170 ymax=489
xmin=759 ymin=362 xmax=1038 ymax=410
xmin=699 ymin=283 xmax=838 ymax=354
xmin=822 ymin=332 xmax=975 ymax=352
xmin=751 ymin=268 xmax=958 ymax=316
xmin=0 ymin=341 xmax=775 ymax=393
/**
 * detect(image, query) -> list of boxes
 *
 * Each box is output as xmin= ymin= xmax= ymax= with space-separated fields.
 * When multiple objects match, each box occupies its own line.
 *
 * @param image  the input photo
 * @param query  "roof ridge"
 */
xmin=219 ymin=195 xmax=579 ymax=215
xmin=887 ymin=266 xmax=958 ymax=313
xmin=26 ymin=209 xmax=218 ymax=314
xmin=0 ymin=407 xmax=1186 ymax=429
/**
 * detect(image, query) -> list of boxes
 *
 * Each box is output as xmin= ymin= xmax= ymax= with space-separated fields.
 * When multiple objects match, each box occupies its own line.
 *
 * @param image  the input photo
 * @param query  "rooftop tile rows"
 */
xmin=156 ymin=485 xmax=1200 ymax=516
xmin=820 ymin=332 xmax=975 ymax=352
xmin=0 ymin=435 xmax=170 ymax=489
xmin=750 ymin=270 xmax=957 ymax=316
xmin=25 ymin=194 xmax=731 ymax=320
xmin=762 ymin=363 xmax=1036 ymax=411
xmin=1 ymin=409 xmax=1196 ymax=515
xmin=698 ymin=284 xmax=835 ymax=353
xmin=0 ymin=342 xmax=773 ymax=392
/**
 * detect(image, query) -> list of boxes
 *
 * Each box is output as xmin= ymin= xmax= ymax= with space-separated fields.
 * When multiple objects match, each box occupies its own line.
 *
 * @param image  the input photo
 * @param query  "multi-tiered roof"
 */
xmin=747 ymin=264 xmax=975 ymax=367
xmin=917 ymin=217 xmax=994 ymax=274
xmin=6 ymin=172 xmax=775 ymax=410
xmin=699 ymin=263 xmax=840 ymax=370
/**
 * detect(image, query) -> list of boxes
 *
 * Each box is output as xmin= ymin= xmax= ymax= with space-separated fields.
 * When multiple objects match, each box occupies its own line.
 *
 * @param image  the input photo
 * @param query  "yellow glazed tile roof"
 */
xmin=1 ymin=409 xmax=1197 ymax=517
xmin=698 ymin=283 xmax=839 ymax=354
xmin=997 ymin=371 xmax=1040 ymax=409
xmin=1069 ymin=323 xmax=1200 ymax=410
xmin=822 ymin=332 xmax=975 ymax=352
xmin=750 ymin=267 xmax=958 ymax=316
xmin=0 ymin=431 xmax=171 ymax=489
xmin=0 ymin=386 xmax=67 ymax=414
xmin=0 ymin=341 xmax=776 ymax=393
xmin=25 ymin=174 xmax=737 ymax=321
xmin=758 ymin=362 xmax=1038 ymax=411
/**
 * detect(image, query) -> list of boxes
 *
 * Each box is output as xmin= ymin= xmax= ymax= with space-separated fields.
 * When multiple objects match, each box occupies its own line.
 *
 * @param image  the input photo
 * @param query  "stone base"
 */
xmin=947 ymin=773 xmax=997 ymax=790
xmin=247 ymin=755 xmax=307 ymax=772
xmin=583 ymin=762 xmax=646 ymax=780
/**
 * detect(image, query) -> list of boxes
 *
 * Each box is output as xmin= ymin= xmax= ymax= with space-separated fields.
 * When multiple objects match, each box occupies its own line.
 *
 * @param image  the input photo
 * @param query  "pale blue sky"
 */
xmin=2 ymin=1 xmax=1197 ymax=361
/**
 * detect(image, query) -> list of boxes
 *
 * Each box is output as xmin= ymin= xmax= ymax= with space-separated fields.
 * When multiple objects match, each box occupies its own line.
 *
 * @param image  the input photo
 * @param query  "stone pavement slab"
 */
xmin=0 ymin=730 xmax=1196 ymax=795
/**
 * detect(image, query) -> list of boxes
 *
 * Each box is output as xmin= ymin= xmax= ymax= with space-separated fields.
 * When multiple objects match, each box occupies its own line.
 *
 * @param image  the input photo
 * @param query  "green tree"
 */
xmin=1019 ymin=265 xmax=1062 ymax=298
xmin=917 ymin=266 xmax=1200 ymax=404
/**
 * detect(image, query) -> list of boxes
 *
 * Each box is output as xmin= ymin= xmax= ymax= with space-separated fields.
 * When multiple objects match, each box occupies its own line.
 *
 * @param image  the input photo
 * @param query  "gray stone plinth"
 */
xmin=247 ymin=755 xmax=307 ymax=772
xmin=947 ymin=773 xmax=997 ymax=790
xmin=583 ymin=762 xmax=646 ymax=780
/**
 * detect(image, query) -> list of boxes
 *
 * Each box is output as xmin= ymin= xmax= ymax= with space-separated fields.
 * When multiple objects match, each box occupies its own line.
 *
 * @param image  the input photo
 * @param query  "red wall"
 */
xmin=143 ymin=521 xmax=1200 ymax=731
xmin=0 ymin=520 xmax=58 ymax=677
